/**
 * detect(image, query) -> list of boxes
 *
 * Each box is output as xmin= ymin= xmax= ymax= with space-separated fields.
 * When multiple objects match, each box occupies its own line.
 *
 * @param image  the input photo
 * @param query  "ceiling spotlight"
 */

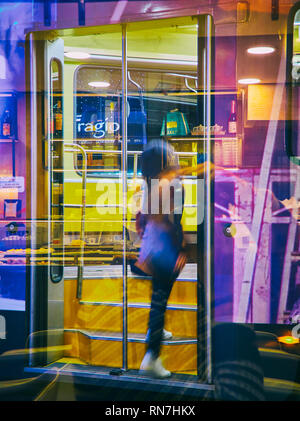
xmin=238 ymin=78 xmax=261 ymax=85
xmin=64 ymin=51 xmax=90 ymax=59
xmin=247 ymin=46 xmax=275 ymax=55
xmin=88 ymin=81 xmax=110 ymax=88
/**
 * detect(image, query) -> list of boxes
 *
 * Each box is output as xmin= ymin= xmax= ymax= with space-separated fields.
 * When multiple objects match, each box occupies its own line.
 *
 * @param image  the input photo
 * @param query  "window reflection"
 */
xmin=74 ymin=66 xmax=199 ymax=177
xmin=291 ymin=10 xmax=300 ymax=158
xmin=74 ymin=67 xmax=122 ymax=175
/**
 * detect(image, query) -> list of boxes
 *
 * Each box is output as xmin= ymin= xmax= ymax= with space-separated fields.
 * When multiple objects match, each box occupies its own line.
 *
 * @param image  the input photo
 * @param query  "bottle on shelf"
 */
xmin=227 ymin=99 xmax=237 ymax=135
xmin=53 ymin=99 xmax=63 ymax=137
xmin=2 ymin=108 xmax=12 ymax=137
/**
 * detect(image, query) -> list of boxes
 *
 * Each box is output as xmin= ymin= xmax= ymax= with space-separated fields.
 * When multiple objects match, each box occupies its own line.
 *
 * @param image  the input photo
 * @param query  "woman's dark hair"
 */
xmin=141 ymin=139 xmax=178 ymax=179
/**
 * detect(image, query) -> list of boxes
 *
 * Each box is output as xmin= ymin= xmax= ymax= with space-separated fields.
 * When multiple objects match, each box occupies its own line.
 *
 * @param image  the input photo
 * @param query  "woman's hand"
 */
xmin=174 ymin=252 xmax=187 ymax=274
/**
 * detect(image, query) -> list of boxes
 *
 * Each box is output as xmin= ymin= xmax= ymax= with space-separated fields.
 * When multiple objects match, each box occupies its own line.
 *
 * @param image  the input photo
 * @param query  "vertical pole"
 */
xmin=28 ymin=33 xmax=38 ymax=367
xmin=122 ymin=24 xmax=128 ymax=371
xmin=77 ymin=147 xmax=87 ymax=299
xmin=204 ymin=14 xmax=213 ymax=385
xmin=12 ymin=136 xmax=16 ymax=177
xmin=197 ymin=14 xmax=214 ymax=384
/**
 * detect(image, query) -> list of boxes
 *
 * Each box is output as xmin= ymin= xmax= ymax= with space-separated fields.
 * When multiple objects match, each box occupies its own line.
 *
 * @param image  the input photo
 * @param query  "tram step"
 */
xmin=64 ymin=299 xmax=197 ymax=338
xmin=65 ymin=276 xmax=197 ymax=306
xmin=63 ymin=329 xmax=197 ymax=371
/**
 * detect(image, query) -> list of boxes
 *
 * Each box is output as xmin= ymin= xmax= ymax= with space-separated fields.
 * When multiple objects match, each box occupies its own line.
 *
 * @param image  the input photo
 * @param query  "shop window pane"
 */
xmin=74 ymin=66 xmax=122 ymax=176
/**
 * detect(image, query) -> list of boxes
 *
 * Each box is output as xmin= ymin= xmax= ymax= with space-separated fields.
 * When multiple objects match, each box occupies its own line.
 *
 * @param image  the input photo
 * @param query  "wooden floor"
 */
xmin=63 ymin=263 xmax=199 ymax=372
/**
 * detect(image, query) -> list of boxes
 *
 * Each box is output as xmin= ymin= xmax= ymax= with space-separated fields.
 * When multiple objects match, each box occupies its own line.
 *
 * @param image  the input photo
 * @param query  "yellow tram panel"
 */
xmin=63 ymin=178 xmax=198 ymax=233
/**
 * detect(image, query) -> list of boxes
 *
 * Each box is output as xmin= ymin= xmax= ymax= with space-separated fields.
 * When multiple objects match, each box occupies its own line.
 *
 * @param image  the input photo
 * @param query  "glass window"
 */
xmin=74 ymin=66 xmax=199 ymax=177
xmin=213 ymin=5 xmax=300 ymax=326
xmin=50 ymin=58 xmax=64 ymax=282
xmin=74 ymin=66 xmax=122 ymax=176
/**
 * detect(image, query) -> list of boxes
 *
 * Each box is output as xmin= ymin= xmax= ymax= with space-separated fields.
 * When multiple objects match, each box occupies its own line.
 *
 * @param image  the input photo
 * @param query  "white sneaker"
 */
xmin=162 ymin=329 xmax=173 ymax=340
xmin=145 ymin=328 xmax=173 ymax=342
xmin=140 ymin=352 xmax=171 ymax=378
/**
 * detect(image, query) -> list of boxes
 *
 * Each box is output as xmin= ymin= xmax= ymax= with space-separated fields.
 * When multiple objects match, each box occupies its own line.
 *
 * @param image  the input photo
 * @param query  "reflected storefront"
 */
xmin=26 ymin=12 xmax=300 ymax=387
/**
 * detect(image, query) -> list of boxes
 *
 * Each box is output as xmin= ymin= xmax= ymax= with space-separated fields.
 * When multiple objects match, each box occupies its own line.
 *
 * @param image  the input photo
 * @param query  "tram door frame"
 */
xmin=196 ymin=14 xmax=215 ymax=383
xmin=26 ymin=15 xmax=214 ymax=380
xmin=26 ymin=34 xmax=65 ymax=367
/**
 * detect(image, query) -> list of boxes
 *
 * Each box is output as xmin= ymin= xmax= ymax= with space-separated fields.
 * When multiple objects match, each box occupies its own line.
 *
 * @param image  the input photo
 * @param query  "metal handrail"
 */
xmin=63 ymin=203 xmax=196 ymax=208
xmin=73 ymin=148 xmax=197 ymax=157
xmin=185 ymin=77 xmax=197 ymax=93
xmin=64 ymin=142 xmax=87 ymax=299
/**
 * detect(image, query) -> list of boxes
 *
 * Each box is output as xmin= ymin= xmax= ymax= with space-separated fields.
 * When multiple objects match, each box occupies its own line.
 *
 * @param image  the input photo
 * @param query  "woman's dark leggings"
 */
xmin=147 ymin=276 xmax=175 ymax=359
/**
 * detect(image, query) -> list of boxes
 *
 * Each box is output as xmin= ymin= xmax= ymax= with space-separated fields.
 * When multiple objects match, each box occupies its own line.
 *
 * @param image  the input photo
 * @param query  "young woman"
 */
xmin=136 ymin=139 xmax=187 ymax=378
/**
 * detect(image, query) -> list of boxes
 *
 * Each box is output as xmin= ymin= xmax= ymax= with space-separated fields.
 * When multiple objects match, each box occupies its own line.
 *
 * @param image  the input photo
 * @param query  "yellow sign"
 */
xmin=247 ymin=84 xmax=285 ymax=121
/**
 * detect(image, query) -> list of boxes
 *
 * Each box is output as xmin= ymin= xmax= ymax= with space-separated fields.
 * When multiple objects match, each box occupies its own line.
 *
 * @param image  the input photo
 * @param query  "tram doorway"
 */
xmin=26 ymin=16 xmax=214 ymax=381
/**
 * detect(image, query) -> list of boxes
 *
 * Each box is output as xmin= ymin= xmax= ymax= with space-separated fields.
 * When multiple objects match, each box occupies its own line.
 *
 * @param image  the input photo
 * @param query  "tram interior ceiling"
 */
xmin=0 ymin=2 xmax=299 ymax=402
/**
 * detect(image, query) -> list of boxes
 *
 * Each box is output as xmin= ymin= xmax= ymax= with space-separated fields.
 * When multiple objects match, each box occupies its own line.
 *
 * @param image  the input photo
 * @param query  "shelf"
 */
xmin=0 ymin=138 xmax=18 ymax=143
xmin=168 ymin=136 xmax=240 ymax=141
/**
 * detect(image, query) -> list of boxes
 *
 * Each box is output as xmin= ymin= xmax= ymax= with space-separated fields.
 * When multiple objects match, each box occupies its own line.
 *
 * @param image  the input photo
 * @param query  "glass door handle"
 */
xmin=64 ymin=143 xmax=87 ymax=298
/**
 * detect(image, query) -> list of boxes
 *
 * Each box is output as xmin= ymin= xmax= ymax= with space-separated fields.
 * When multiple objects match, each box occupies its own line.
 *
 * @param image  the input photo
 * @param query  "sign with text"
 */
xmin=0 ymin=177 xmax=24 ymax=192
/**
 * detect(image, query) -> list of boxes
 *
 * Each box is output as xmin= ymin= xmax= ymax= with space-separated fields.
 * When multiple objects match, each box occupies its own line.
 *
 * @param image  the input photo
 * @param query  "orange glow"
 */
xmin=278 ymin=336 xmax=299 ymax=345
